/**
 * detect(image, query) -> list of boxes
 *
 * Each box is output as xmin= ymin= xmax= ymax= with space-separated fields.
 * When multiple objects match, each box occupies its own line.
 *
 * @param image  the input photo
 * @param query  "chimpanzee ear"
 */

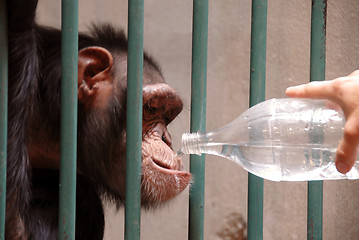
xmin=78 ymin=46 xmax=114 ymax=104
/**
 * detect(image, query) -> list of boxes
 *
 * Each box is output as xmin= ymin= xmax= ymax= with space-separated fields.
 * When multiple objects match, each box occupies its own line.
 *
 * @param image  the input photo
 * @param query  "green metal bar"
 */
xmin=307 ymin=1 xmax=327 ymax=239
xmin=59 ymin=0 xmax=78 ymax=239
xmin=247 ymin=0 xmax=267 ymax=239
xmin=0 ymin=0 xmax=7 ymax=239
xmin=125 ymin=0 xmax=144 ymax=239
xmin=188 ymin=0 xmax=208 ymax=240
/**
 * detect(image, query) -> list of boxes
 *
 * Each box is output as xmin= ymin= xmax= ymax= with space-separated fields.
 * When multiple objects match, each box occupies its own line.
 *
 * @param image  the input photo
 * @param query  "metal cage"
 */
xmin=0 ymin=0 xmax=328 ymax=239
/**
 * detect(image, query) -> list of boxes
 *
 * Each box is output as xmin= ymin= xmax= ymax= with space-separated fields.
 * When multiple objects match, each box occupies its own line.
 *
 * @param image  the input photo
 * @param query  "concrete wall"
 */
xmin=36 ymin=0 xmax=359 ymax=239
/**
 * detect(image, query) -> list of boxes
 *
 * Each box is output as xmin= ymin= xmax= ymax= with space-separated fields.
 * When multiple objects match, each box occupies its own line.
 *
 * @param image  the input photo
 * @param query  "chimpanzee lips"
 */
xmin=141 ymin=123 xmax=192 ymax=203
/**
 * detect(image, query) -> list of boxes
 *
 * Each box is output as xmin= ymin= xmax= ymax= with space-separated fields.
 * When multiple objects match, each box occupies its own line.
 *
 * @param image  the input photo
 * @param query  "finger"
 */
xmin=285 ymin=81 xmax=334 ymax=99
xmin=335 ymin=142 xmax=358 ymax=174
xmin=348 ymin=70 xmax=359 ymax=77
xmin=335 ymin=122 xmax=359 ymax=174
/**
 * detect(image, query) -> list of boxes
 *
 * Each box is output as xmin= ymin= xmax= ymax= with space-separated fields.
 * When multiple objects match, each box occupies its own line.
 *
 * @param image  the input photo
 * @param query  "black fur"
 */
xmin=6 ymin=0 xmax=162 ymax=239
xmin=28 ymin=170 xmax=105 ymax=240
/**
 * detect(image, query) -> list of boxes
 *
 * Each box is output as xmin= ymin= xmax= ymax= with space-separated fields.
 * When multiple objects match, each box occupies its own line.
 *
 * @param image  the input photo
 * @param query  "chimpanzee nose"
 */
xmin=143 ymin=83 xmax=183 ymax=125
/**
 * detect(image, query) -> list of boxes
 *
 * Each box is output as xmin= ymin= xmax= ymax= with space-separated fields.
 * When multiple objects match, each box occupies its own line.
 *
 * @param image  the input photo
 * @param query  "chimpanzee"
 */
xmin=6 ymin=0 xmax=191 ymax=239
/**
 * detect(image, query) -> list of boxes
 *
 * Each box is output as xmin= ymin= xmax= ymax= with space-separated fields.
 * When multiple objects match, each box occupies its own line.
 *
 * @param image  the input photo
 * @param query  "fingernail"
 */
xmin=336 ymin=161 xmax=350 ymax=174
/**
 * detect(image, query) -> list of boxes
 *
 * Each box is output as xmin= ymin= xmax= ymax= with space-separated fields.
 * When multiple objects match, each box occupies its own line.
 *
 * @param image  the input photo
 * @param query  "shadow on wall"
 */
xmin=217 ymin=213 xmax=247 ymax=240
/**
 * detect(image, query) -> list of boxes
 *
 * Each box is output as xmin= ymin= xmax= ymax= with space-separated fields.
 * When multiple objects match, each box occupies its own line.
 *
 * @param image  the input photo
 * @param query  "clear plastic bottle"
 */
xmin=180 ymin=98 xmax=359 ymax=181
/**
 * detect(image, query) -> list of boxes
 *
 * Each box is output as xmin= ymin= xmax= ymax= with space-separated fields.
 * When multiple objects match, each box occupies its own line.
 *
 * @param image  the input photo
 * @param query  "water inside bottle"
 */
xmin=196 ymin=143 xmax=359 ymax=181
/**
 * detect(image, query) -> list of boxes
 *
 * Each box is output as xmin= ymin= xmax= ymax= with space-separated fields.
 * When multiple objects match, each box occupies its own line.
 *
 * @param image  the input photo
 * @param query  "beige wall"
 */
xmin=37 ymin=1 xmax=359 ymax=239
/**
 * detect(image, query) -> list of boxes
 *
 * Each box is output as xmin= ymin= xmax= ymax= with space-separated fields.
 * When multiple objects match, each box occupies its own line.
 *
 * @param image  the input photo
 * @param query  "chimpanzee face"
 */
xmin=76 ymin=47 xmax=191 ymax=206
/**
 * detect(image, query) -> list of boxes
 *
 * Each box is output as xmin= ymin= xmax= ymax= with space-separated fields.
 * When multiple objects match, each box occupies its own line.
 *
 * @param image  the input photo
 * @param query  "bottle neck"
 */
xmin=181 ymin=132 xmax=208 ymax=155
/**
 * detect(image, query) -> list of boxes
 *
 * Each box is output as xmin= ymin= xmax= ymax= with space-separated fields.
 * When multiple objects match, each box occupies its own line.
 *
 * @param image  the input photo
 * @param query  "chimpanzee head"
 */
xmin=75 ymin=25 xmax=192 ymax=207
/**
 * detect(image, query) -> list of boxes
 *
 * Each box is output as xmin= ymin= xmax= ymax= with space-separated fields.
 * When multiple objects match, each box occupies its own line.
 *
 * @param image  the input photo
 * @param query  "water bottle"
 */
xmin=180 ymin=98 xmax=359 ymax=181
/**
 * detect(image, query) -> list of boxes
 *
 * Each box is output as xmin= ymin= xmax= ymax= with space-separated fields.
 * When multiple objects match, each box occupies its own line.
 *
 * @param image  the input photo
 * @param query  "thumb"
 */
xmin=335 ymin=122 xmax=359 ymax=174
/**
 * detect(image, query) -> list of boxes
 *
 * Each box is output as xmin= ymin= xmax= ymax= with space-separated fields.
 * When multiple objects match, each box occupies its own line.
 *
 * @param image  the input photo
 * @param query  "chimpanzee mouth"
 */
xmin=141 ymin=122 xmax=192 ymax=203
xmin=153 ymin=158 xmax=172 ymax=170
xmin=142 ymin=122 xmax=187 ymax=173
xmin=150 ymin=123 xmax=183 ymax=171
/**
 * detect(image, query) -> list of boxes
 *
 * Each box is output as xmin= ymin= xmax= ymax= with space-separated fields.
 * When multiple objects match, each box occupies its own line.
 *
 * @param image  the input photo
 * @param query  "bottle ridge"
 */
xmin=180 ymin=98 xmax=359 ymax=181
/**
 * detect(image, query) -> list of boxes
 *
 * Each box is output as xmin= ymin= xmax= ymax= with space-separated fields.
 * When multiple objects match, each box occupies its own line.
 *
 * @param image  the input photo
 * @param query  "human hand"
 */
xmin=285 ymin=70 xmax=359 ymax=174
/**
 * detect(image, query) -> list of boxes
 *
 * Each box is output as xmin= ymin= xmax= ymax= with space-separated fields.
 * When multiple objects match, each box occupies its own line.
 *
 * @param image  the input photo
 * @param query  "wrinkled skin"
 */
xmin=141 ymin=84 xmax=191 ymax=204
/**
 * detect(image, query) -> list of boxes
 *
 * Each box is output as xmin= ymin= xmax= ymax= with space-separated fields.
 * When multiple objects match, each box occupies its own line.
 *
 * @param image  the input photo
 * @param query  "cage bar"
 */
xmin=247 ymin=0 xmax=267 ymax=239
xmin=59 ymin=0 xmax=79 ymax=239
xmin=307 ymin=0 xmax=327 ymax=239
xmin=0 ymin=0 xmax=7 ymax=239
xmin=0 ymin=1 xmax=335 ymax=239
xmin=188 ymin=1 xmax=209 ymax=240
xmin=125 ymin=0 xmax=144 ymax=239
